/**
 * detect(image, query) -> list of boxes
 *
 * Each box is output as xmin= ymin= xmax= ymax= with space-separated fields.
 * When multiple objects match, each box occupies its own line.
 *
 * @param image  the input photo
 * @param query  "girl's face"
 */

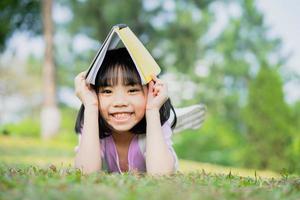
xmin=98 ymin=75 xmax=148 ymax=133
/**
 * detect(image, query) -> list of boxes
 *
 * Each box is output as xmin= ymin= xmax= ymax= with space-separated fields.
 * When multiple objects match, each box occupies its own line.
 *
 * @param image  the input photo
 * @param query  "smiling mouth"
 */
xmin=110 ymin=112 xmax=133 ymax=122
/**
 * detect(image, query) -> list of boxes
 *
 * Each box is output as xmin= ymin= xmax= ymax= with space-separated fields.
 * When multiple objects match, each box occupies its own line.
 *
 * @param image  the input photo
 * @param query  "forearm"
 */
xmin=74 ymin=106 xmax=102 ymax=174
xmin=145 ymin=109 xmax=174 ymax=175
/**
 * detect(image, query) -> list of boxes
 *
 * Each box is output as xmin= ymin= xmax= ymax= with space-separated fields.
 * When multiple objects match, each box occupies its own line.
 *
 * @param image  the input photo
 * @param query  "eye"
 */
xmin=100 ymin=88 xmax=112 ymax=94
xmin=128 ymin=87 xmax=141 ymax=93
xmin=129 ymin=89 xmax=139 ymax=93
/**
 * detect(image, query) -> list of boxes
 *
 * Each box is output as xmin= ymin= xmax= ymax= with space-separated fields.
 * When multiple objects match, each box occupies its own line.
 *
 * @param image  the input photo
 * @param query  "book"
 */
xmin=169 ymin=104 xmax=206 ymax=134
xmin=85 ymin=24 xmax=161 ymax=85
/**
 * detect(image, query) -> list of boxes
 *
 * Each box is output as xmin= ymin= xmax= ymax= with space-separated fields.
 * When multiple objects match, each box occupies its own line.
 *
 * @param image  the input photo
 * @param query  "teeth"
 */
xmin=112 ymin=113 xmax=131 ymax=120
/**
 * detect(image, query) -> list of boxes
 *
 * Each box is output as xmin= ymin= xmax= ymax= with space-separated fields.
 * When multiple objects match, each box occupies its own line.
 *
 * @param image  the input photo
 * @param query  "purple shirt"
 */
xmin=75 ymin=122 xmax=178 ymax=173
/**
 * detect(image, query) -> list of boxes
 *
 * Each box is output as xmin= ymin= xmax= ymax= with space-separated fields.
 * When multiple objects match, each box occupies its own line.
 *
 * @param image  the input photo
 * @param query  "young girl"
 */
xmin=74 ymin=47 xmax=178 ymax=175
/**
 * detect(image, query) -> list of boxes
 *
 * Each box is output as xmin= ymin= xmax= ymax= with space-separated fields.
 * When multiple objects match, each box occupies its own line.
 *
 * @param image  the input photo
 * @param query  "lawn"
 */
xmin=1 ymin=135 xmax=299 ymax=199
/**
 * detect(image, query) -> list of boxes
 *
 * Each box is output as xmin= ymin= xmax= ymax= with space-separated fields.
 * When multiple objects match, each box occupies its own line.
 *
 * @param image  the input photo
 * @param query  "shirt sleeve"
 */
xmin=161 ymin=121 xmax=179 ymax=172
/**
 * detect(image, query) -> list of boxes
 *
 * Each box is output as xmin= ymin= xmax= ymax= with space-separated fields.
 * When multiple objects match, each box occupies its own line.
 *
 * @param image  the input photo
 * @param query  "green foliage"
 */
xmin=243 ymin=67 xmax=292 ymax=171
xmin=0 ymin=106 xmax=77 ymax=142
xmin=0 ymin=0 xmax=42 ymax=51
xmin=65 ymin=0 xmax=146 ymax=40
xmin=174 ymin=114 xmax=245 ymax=167
xmin=156 ymin=3 xmax=212 ymax=74
xmin=0 ymin=118 xmax=40 ymax=137
xmin=197 ymin=0 xmax=286 ymax=135
xmin=0 ymin=164 xmax=299 ymax=200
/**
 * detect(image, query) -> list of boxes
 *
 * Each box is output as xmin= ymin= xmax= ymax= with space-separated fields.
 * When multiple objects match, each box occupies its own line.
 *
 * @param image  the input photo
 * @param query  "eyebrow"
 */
xmin=100 ymin=83 xmax=140 ymax=87
xmin=100 ymin=83 xmax=113 ymax=87
xmin=125 ymin=83 xmax=140 ymax=86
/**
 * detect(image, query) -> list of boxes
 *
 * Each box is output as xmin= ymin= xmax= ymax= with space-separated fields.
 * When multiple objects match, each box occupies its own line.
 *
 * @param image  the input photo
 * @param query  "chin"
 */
xmin=109 ymin=123 xmax=135 ymax=133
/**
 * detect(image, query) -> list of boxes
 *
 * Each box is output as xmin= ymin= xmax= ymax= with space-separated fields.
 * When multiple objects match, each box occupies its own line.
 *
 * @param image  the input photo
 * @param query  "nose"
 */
xmin=112 ymin=90 xmax=129 ymax=107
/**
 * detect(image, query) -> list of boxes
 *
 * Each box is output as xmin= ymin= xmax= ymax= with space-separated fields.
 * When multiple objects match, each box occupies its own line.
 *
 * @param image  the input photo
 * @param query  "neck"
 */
xmin=112 ymin=131 xmax=134 ymax=145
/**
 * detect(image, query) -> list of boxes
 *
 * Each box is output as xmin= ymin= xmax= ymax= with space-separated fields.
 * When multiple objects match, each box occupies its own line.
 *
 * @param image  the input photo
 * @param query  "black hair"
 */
xmin=75 ymin=47 xmax=177 ymax=139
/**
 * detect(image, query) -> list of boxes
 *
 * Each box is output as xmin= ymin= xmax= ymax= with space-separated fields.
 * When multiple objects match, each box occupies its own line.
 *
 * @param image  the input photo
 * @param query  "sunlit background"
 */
xmin=0 ymin=0 xmax=299 ymax=176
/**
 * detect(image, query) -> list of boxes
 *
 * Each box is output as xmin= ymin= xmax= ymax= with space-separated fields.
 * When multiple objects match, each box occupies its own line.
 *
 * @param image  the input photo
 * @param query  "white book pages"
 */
xmin=169 ymin=104 xmax=206 ymax=134
xmin=86 ymin=29 xmax=120 ymax=84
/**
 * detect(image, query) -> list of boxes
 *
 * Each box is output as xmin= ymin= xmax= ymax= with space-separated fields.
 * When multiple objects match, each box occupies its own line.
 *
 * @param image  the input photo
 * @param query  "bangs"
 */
xmin=96 ymin=64 xmax=142 ymax=87
xmin=94 ymin=48 xmax=142 ymax=88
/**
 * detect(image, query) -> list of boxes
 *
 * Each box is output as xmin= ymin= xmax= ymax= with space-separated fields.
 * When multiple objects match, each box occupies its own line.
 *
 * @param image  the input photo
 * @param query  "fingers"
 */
xmin=75 ymin=72 xmax=85 ymax=87
xmin=153 ymin=83 xmax=160 ymax=96
xmin=148 ymin=80 xmax=159 ymax=96
xmin=79 ymin=71 xmax=88 ymax=81
xmin=148 ymin=80 xmax=154 ymax=93
xmin=151 ymin=74 xmax=164 ymax=86
xmin=74 ymin=71 xmax=89 ymax=98
xmin=151 ymin=75 xmax=164 ymax=87
xmin=75 ymin=71 xmax=87 ymax=84
xmin=147 ymin=76 xmax=169 ymax=110
xmin=148 ymin=75 xmax=167 ymax=97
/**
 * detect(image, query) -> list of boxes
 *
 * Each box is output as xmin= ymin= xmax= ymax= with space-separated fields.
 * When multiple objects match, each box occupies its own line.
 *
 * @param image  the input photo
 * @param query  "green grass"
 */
xmin=1 ymin=135 xmax=300 ymax=199
xmin=0 ymin=135 xmax=75 ymax=166
xmin=1 ymin=164 xmax=300 ymax=200
xmin=0 ymin=135 xmax=280 ymax=178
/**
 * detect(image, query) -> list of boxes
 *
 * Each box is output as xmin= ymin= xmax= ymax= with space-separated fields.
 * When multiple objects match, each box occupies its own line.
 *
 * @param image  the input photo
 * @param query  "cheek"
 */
xmin=135 ymin=95 xmax=147 ymax=115
xmin=98 ymin=96 xmax=109 ymax=115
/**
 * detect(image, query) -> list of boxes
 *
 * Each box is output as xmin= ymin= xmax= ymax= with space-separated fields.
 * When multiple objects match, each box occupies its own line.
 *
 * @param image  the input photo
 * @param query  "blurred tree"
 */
xmin=244 ymin=66 xmax=292 ymax=171
xmin=41 ymin=0 xmax=60 ymax=139
xmin=67 ymin=0 xmax=148 ymax=40
xmin=0 ymin=1 xmax=41 ymax=122
xmin=0 ymin=0 xmax=42 ymax=51
xmin=199 ymin=0 xmax=285 ymax=127
xmin=149 ymin=1 xmax=212 ymax=74
xmin=0 ymin=0 xmax=60 ymax=138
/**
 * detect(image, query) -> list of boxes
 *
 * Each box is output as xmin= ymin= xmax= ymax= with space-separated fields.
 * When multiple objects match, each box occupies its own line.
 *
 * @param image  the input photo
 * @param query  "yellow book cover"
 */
xmin=86 ymin=24 xmax=161 ymax=85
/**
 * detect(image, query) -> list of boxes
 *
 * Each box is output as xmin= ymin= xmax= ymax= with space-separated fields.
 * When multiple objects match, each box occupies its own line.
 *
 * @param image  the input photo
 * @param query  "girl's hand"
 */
xmin=146 ymin=75 xmax=168 ymax=111
xmin=74 ymin=71 xmax=98 ymax=108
